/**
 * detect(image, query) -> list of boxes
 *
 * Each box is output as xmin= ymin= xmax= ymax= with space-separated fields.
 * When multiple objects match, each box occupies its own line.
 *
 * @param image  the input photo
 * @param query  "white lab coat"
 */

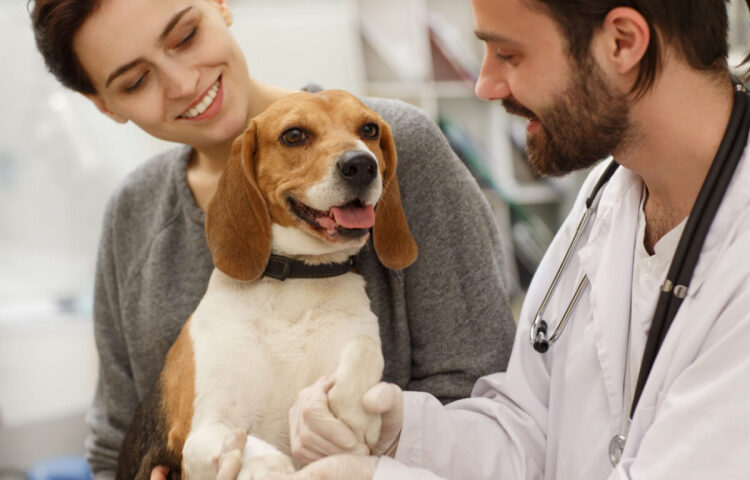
xmin=373 ymin=137 xmax=750 ymax=480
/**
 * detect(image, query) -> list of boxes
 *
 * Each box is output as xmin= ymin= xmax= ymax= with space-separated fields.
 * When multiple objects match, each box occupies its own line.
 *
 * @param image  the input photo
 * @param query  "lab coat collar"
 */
xmin=576 ymin=165 xmax=642 ymax=433
xmin=688 ymin=137 xmax=750 ymax=296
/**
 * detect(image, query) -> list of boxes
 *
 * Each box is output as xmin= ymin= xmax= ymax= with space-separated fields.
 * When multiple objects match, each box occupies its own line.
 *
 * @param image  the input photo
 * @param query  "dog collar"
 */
xmin=263 ymin=254 xmax=359 ymax=281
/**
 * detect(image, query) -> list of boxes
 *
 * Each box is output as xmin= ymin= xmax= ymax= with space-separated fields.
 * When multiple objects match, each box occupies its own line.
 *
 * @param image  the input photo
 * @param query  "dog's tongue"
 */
xmin=330 ymin=205 xmax=375 ymax=229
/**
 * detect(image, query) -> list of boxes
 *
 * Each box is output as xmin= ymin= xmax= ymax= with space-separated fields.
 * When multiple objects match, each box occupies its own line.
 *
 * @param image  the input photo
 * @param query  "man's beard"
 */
xmin=503 ymin=54 xmax=631 ymax=177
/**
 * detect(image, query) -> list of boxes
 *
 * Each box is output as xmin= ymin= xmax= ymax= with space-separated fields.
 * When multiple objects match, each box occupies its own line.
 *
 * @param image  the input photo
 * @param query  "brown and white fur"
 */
xmin=115 ymin=90 xmax=418 ymax=480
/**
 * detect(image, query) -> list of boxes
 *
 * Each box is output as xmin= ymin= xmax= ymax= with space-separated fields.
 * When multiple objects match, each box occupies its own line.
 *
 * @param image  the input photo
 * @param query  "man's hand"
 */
xmin=266 ymin=454 xmax=378 ymax=480
xmin=289 ymin=377 xmax=404 ymax=465
xmin=361 ymin=382 xmax=403 ymax=457
xmin=289 ymin=376 xmax=370 ymax=464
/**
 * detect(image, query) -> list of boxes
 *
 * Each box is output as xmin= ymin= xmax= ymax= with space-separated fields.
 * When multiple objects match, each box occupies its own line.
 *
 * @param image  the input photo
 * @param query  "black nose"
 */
xmin=337 ymin=151 xmax=378 ymax=189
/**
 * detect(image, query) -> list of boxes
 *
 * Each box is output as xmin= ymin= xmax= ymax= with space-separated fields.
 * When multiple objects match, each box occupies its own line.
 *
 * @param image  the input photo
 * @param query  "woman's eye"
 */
xmin=281 ymin=128 xmax=309 ymax=145
xmin=124 ymin=72 xmax=149 ymax=93
xmin=177 ymin=26 xmax=197 ymax=47
xmin=361 ymin=123 xmax=379 ymax=139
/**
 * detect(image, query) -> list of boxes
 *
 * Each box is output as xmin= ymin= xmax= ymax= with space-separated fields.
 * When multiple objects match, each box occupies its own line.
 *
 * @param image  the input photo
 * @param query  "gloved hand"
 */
xmin=289 ymin=376 xmax=370 ymax=465
xmin=361 ymin=382 xmax=403 ymax=457
xmin=289 ymin=377 xmax=404 ymax=465
xmin=264 ymin=454 xmax=379 ymax=480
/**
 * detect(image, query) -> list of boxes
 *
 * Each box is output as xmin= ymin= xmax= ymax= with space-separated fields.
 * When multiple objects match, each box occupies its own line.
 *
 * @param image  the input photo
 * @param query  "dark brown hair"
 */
xmin=527 ymin=0 xmax=750 ymax=97
xmin=29 ymin=0 xmax=101 ymax=94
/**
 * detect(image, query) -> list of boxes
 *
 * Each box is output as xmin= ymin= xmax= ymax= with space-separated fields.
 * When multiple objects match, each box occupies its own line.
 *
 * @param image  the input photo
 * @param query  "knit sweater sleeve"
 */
xmin=370 ymin=98 xmax=516 ymax=402
xmin=84 ymin=189 xmax=139 ymax=480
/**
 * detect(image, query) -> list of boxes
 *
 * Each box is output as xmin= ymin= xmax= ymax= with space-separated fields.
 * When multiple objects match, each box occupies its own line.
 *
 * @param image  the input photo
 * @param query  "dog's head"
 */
xmin=205 ymin=90 xmax=418 ymax=282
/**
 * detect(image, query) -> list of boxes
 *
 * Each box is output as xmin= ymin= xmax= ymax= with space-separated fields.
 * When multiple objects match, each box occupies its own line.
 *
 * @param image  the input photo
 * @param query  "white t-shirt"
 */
xmin=625 ymin=185 xmax=687 ymax=421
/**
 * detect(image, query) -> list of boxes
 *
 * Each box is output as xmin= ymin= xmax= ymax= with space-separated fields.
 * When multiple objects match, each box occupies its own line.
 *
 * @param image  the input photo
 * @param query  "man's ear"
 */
xmin=84 ymin=94 xmax=128 ymax=124
xmin=594 ymin=7 xmax=650 ymax=77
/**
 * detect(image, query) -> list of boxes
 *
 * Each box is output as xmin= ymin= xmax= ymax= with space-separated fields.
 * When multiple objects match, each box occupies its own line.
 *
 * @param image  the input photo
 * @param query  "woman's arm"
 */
xmin=390 ymin=102 xmax=516 ymax=400
xmin=84 ymin=196 xmax=139 ymax=479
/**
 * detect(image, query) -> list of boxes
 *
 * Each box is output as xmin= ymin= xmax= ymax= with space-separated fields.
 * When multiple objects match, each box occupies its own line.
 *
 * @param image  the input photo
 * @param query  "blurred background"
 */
xmin=1 ymin=0 xmax=749 ymax=475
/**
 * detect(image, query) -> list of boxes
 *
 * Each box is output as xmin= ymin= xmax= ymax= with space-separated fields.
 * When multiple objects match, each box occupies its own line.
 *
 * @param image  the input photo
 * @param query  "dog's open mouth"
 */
xmin=288 ymin=198 xmax=374 ymax=238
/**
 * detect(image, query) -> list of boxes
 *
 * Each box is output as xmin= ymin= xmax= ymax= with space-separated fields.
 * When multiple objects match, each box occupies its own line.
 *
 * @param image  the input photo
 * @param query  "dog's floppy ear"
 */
xmin=373 ymin=121 xmax=418 ymax=270
xmin=205 ymin=121 xmax=272 ymax=281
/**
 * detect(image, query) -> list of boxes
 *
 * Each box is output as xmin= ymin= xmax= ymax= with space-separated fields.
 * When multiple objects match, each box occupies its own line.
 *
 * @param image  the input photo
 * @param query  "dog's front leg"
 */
xmin=183 ymin=425 xmax=295 ymax=480
xmin=327 ymin=335 xmax=385 ymax=451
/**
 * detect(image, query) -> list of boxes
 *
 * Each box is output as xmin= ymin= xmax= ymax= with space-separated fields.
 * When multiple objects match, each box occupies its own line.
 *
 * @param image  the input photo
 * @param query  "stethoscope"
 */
xmin=529 ymin=81 xmax=750 ymax=467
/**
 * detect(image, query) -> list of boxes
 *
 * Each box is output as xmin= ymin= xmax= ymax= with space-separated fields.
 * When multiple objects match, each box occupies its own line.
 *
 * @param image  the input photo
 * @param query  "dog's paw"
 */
xmin=238 ymin=453 xmax=296 ymax=480
xmin=328 ymin=336 xmax=384 ymax=450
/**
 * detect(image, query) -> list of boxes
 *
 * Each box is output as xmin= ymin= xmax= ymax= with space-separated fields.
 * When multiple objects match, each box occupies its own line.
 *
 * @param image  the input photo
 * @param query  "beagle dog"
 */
xmin=115 ymin=90 xmax=418 ymax=480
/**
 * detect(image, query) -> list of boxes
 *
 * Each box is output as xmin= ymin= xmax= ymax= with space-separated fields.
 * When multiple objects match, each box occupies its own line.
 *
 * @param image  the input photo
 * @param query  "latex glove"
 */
xmin=289 ymin=376 xmax=369 ymax=465
xmin=266 ymin=454 xmax=378 ymax=480
xmin=361 ymin=382 xmax=403 ymax=457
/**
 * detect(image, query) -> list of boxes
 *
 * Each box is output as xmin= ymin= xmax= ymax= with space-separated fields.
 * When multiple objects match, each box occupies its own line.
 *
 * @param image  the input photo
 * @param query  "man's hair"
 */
xmin=528 ymin=0 xmax=750 ymax=97
xmin=29 ymin=0 xmax=101 ymax=94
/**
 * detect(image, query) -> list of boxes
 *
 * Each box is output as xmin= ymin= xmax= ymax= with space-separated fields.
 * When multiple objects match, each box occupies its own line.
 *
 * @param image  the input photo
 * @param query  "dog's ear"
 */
xmin=373 ymin=120 xmax=418 ymax=270
xmin=205 ymin=121 xmax=272 ymax=281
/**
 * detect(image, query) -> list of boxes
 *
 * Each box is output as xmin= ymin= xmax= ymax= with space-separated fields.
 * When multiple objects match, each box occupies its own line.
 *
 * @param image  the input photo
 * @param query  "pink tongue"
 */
xmin=330 ymin=205 xmax=375 ymax=229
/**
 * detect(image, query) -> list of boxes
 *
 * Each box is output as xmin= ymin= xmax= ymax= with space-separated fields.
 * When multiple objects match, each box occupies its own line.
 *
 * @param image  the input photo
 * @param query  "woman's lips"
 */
xmin=179 ymin=78 xmax=222 ymax=121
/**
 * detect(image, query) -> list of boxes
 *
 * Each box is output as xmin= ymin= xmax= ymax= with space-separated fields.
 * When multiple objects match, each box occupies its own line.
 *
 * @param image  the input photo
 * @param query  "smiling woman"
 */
xmin=25 ymin=0 xmax=517 ymax=478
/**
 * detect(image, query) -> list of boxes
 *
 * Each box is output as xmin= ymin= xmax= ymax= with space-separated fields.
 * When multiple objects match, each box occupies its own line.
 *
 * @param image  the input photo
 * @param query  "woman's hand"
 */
xmin=289 ymin=377 xmax=404 ymax=465
xmin=150 ymin=466 xmax=169 ymax=480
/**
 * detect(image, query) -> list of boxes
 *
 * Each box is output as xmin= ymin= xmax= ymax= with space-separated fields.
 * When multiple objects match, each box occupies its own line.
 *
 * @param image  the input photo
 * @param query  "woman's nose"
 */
xmin=162 ymin=60 xmax=199 ymax=100
xmin=475 ymin=52 xmax=510 ymax=101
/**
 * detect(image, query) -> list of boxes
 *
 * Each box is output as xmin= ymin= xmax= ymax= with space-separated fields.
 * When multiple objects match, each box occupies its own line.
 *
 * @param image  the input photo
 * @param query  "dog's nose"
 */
xmin=337 ymin=152 xmax=378 ymax=189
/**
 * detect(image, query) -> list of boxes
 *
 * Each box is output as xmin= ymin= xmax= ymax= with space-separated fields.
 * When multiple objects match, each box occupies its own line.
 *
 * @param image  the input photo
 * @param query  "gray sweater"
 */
xmin=85 ymin=97 xmax=516 ymax=478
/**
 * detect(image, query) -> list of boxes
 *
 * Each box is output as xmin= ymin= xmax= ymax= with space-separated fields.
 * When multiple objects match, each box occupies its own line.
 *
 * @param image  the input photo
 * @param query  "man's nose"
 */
xmin=475 ymin=52 xmax=510 ymax=101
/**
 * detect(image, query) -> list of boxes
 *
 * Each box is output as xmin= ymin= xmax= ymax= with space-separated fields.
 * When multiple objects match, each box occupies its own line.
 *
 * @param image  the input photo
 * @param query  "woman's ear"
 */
xmin=205 ymin=122 xmax=272 ymax=281
xmin=594 ymin=7 xmax=650 ymax=78
xmin=372 ymin=120 xmax=418 ymax=270
xmin=85 ymin=94 xmax=128 ymax=123
xmin=210 ymin=0 xmax=233 ymax=26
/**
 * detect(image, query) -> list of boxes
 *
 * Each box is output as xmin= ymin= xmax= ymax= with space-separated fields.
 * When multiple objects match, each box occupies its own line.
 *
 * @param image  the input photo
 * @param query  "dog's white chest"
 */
xmin=187 ymin=268 xmax=379 ymax=449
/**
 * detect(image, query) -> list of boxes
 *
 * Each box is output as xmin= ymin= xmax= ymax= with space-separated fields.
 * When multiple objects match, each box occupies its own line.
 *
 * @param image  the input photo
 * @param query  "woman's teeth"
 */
xmin=181 ymin=81 xmax=219 ymax=119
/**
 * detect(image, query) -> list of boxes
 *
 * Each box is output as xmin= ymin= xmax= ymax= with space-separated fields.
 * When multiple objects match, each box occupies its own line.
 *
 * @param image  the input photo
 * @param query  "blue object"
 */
xmin=27 ymin=456 xmax=92 ymax=480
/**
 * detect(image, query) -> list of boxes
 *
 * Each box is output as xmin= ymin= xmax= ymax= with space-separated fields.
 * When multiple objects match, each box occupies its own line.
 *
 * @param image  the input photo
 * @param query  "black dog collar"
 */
xmin=263 ymin=254 xmax=359 ymax=281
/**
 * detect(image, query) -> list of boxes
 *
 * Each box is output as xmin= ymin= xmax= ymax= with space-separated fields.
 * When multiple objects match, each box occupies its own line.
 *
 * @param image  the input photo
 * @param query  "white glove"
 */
xmin=289 ymin=378 xmax=404 ymax=465
xmin=264 ymin=454 xmax=379 ymax=480
xmin=289 ymin=376 xmax=370 ymax=464
xmin=361 ymin=382 xmax=403 ymax=457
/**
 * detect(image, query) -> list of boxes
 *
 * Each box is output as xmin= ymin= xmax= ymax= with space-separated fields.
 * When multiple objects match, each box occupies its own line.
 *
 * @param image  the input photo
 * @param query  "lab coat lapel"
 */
xmin=576 ymin=167 xmax=642 ymax=430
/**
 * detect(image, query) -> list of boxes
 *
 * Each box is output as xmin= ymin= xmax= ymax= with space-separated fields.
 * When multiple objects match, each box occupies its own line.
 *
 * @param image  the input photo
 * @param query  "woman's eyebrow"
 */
xmin=104 ymin=6 xmax=193 ymax=88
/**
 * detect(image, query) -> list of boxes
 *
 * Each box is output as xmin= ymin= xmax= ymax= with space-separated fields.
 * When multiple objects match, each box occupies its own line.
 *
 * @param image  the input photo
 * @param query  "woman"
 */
xmin=30 ymin=0 xmax=516 ymax=478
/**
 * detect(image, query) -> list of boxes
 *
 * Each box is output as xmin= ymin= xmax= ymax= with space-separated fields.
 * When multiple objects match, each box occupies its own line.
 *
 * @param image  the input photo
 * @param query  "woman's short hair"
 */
xmin=29 ymin=0 xmax=101 ymax=94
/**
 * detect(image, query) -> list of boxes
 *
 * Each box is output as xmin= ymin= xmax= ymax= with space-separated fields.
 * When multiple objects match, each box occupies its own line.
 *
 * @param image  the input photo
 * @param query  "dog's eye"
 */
xmin=280 ymin=128 xmax=309 ymax=146
xmin=360 ymin=123 xmax=379 ymax=139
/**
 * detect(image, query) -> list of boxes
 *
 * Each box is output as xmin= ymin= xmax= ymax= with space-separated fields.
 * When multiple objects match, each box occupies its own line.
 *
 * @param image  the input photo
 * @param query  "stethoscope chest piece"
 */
xmin=608 ymin=434 xmax=626 ymax=467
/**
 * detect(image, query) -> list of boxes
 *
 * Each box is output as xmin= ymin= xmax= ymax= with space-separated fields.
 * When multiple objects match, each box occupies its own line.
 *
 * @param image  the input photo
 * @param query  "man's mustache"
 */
xmin=502 ymin=98 xmax=536 ymax=120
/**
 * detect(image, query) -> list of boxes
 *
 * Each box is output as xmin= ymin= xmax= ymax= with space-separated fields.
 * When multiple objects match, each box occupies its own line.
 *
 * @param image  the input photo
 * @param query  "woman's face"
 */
xmin=74 ymin=0 xmax=252 ymax=148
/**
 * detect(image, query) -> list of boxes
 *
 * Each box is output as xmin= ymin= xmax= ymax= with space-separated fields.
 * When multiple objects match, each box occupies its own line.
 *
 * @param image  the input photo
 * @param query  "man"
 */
xmin=273 ymin=0 xmax=750 ymax=478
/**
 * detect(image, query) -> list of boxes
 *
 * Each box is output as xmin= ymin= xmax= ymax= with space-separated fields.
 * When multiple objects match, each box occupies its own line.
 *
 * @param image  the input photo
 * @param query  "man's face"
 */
xmin=472 ymin=0 xmax=631 ymax=176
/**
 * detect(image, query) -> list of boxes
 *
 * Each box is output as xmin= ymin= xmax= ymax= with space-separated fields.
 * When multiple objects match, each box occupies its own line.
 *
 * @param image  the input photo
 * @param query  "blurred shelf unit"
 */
xmin=356 ymin=0 xmax=580 ymax=289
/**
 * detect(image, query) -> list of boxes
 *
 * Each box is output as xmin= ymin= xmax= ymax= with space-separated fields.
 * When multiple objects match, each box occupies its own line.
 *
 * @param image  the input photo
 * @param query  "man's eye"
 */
xmin=124 ymin=72 xmax=149 ymax=93
xmin=280 ymin=127 xmax=309 ymax=145
xmin=360 ymin=122 xmax=379 ymax=139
